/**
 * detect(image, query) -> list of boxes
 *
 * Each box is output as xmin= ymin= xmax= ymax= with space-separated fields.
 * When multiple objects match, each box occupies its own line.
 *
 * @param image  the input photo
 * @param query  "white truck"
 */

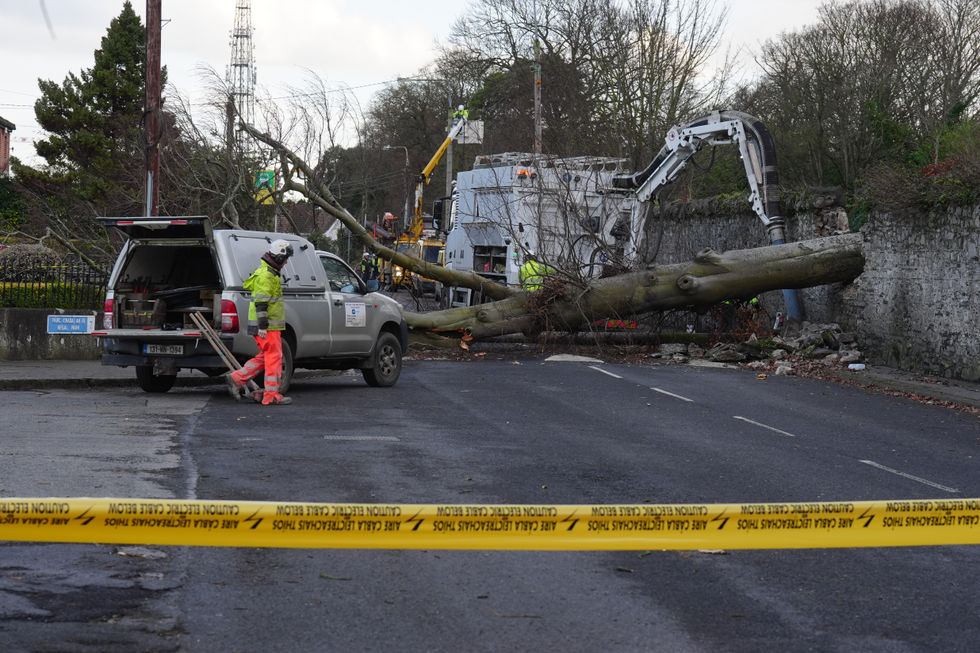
xmin=94 ymin=216 xmax=408 ymax=393
xmin=440 ymin=152 xmax=634 ymax=306
xmin=439 ymin=110 xmax=802 ymax=321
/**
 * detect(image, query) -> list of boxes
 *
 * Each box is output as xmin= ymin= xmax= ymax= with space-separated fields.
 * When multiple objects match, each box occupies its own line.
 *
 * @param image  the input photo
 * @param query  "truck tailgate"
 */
xmin=91 ymin=328 xmax=205 ymax=338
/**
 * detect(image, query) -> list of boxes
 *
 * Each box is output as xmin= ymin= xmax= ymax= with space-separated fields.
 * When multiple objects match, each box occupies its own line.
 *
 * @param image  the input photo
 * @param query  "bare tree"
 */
xmin=744 ymin=0 xmax=980 ymax=190
xmin=441 ymin=0 xmax=729 ymax=165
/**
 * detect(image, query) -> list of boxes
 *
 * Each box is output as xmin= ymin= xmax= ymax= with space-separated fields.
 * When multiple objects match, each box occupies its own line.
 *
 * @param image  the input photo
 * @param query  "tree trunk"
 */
xmin=404 ymin=234 xmax=864 ymax=341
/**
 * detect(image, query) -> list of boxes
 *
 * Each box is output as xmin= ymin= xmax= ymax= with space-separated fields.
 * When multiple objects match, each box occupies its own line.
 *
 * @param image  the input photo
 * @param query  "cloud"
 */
xmin=251 ymin=2 xmax=442 ymax=87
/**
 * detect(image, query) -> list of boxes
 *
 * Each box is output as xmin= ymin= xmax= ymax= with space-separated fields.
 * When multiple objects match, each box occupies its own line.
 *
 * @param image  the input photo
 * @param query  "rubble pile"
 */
xmin=652 ymin=322 xmax=864 ymax=376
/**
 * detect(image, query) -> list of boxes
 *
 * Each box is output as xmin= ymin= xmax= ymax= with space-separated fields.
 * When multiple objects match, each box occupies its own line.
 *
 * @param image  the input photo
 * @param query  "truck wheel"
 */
xmin=136 ymin=365 xmax=176 ymax=393
xmin=361 ymin=332 xmax=402 ymax=387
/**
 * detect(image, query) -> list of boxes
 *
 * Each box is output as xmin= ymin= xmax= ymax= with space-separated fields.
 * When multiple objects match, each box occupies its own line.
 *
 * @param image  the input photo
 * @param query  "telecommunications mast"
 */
xmin=226 ymin=0 xmax=256 ymax=132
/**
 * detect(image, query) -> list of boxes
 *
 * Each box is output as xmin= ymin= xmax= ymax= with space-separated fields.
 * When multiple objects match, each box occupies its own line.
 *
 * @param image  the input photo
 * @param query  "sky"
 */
xmin=0 ymin=0 xmax=825 ymax=164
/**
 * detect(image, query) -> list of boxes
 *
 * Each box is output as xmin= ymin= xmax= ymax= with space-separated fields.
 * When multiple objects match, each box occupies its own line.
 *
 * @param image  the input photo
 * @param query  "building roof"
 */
xmin=280 ymin=202 xmax=335 ymax=235
xmin=0 ymin=115 xmax=15 ymax=131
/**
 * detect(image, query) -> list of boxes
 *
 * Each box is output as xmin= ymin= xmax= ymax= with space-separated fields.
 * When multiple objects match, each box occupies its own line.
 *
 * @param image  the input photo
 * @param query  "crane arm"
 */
xmin=411 ymin=119 xmax=469 ymax=240
xmin=613 ymin=110 xmax=785 ymax=258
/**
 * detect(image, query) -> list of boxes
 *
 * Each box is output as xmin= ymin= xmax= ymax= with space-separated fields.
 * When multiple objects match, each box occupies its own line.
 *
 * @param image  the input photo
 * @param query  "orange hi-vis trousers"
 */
xmin=231 ymin=330 xmax=285 ymax=405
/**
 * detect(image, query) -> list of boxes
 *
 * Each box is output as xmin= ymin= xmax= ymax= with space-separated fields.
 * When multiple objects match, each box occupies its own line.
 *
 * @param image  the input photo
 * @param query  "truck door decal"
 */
xmin=345 ymin=302 xmax=366 ymax=328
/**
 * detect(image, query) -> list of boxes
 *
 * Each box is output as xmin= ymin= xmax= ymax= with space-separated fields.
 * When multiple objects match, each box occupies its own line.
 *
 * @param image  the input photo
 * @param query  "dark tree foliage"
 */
xmin=14 ymin=1 xmax=161 ymax=217
xmin=737 ymin=0 xmax=980 ymax=206
xmin=0 ymin=177 xmax=26 ymax=231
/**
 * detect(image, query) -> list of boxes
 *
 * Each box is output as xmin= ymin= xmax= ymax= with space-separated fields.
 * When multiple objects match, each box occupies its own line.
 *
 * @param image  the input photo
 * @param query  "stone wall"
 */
xmin=0 ymin=309 xmax=101 ymax=360
xmin=839 ymin=205 xmax=980 ymax=381
xmin=640 ymin=195 xmax=980 ymax=381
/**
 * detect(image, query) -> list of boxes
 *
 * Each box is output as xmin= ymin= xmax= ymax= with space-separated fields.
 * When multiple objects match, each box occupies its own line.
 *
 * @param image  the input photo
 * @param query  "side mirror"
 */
xmin=365 ymin=279 xmax=380 ymax=292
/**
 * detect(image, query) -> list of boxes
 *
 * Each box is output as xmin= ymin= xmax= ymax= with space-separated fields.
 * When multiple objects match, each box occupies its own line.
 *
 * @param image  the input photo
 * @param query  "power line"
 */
xmin=258 ymin=75 xmax=442 ymax=103
xmin=0 ymin=88 xmax=38 ymax=98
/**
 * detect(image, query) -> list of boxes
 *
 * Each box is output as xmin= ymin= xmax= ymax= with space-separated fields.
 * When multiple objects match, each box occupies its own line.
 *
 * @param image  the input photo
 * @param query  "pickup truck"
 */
xmin=93 ymin=216 xmax=407 ymax=393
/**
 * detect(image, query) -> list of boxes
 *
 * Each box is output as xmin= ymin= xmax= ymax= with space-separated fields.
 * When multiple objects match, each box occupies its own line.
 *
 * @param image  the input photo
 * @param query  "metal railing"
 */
xmin=0 ymin=259 xmax=108 ymax=310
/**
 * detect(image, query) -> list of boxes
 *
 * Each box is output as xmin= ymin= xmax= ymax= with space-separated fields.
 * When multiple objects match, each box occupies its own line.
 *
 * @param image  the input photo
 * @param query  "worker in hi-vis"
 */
xmin=226 ymin=239 xmax=294 ymax=405
xmin=519 ymin=250 xmax=554 ymax=291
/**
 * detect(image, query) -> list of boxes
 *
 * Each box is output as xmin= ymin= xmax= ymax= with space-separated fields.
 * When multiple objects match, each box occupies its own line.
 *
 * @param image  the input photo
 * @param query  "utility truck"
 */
xmin=439 ymin=110 xmax=801 ymax=320
xmin=94 ymin=217 xmax=408 ymax=393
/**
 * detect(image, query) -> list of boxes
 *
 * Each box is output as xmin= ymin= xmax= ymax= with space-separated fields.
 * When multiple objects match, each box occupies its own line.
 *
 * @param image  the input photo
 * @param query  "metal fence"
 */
xmin=0 ymin=259 xmax=109 ymax=310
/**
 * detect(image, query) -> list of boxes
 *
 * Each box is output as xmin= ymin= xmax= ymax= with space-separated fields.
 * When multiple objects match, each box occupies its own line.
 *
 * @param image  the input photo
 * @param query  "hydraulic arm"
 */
xmin=411 ymin=118 xmax=468 ymax=241
xmin=613 ymin=110 xmax=802 ymax=320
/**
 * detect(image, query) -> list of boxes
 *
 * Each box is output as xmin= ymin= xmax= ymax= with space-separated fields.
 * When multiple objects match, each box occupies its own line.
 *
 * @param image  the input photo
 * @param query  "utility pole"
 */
xmin=533 ymin=38 xmax=543 ymax=158
xmin=445 ymin=96 xmax=454 ymax=198
xmin=144 ymin=0 xmax=161 ymax=216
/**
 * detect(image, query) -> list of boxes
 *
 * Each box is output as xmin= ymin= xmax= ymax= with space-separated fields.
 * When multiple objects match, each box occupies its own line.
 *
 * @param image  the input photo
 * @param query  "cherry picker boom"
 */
xmin=385 ymin=114 xmax=481 ymax=291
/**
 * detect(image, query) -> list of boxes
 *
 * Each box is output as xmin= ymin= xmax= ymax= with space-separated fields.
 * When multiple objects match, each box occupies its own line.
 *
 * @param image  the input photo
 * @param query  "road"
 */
xmin=1 ymin=358 xmax=979 ymax=651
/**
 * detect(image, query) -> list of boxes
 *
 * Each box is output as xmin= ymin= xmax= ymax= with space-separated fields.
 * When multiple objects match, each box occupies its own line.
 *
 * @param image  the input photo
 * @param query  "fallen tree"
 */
xmin=407 ymin=234 xmax=864 ymax=343
xmin=241 ymin=123 xmax=865 ymax=345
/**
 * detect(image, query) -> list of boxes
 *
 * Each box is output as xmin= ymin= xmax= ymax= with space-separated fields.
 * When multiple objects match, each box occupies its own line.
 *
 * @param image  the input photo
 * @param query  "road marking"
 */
xmin=322 ymin=435 xmax=401 ymax=442
xmin=651 ymin=387 xmax=694 ymax=403
xmin=588 ymin=366 xmax=622 ymax=379
xmin=858 ymin=459 xmax=959 ymax=493
xmin=732 ymin=416 xmax=796 ymax=437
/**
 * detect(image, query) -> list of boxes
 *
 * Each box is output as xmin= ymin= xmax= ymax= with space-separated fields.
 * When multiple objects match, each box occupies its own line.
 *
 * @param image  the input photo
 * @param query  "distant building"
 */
xmin=0 ymin=115 xmax=14 ymax=175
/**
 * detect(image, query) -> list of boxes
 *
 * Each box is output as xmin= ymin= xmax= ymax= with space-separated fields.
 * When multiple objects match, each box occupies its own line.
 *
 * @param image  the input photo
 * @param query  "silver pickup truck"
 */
xmin=93 ymin=216 xmax=407 ymax=393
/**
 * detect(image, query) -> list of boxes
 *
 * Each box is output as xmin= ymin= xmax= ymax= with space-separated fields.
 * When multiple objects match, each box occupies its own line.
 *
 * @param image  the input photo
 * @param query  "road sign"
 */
xmin=46 ymin=315 xmax=95 ymax=335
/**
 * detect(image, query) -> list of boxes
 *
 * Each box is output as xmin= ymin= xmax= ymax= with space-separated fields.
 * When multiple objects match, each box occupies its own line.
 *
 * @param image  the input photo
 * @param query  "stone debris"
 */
xmin=652 ymin=322 xmax=867 ymax=375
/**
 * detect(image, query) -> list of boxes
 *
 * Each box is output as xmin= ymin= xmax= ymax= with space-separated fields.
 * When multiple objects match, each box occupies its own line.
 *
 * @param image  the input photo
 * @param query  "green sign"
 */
xmin=255 ymin=170 xmax=275 ymax=189
xmin=255 ymin=170 xmax=275 ymax=205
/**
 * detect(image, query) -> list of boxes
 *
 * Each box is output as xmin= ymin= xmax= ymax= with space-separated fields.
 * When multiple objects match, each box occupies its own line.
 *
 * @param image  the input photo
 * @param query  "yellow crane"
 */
xmin=385 ymin=115 xmax=471 ymax=291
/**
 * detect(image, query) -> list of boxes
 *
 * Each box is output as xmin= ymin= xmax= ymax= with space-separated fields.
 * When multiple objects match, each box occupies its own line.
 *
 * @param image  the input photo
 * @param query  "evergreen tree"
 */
xmin=15 ymin=1 xmax=155 ymax=215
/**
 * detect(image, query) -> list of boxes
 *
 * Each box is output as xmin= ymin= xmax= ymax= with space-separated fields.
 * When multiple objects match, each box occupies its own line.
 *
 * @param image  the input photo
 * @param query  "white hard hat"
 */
xmin=268 ymin=239 xmax=293 ymax=257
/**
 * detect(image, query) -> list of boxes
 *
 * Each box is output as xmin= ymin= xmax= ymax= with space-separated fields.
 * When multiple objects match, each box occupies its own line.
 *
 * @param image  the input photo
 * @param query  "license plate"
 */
xmin=144 ymin=344 xmax=183 ymax=355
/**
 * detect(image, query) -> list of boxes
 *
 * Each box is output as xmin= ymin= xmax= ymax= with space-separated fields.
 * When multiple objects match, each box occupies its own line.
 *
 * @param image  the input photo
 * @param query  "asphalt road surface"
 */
xmin=1 ymin=358 xmax=979 ymax=651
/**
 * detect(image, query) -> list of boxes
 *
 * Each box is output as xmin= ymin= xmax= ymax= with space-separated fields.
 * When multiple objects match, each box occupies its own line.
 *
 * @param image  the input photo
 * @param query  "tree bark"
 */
xmin=404 ymin=234 xmax=865 ymax=341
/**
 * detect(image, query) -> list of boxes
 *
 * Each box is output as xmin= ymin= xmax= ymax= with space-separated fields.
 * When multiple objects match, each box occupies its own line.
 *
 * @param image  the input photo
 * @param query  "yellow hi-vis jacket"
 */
xmin=519 ymin=259 xmax=554 ymax=291
xmin=244 ymin=260 xmax=285 ymax=333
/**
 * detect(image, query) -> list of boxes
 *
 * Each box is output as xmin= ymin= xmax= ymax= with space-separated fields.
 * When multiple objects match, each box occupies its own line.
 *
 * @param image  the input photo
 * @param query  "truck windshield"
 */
xmin=422 ymin=246 xmax=441 ymax=263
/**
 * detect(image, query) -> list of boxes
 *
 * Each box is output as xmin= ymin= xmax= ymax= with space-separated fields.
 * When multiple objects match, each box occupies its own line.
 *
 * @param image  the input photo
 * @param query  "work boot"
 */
xmin=224 ymin=372 xmax=245 ymax=400
xmin=261 ymin=393 xmax=292 ymax=406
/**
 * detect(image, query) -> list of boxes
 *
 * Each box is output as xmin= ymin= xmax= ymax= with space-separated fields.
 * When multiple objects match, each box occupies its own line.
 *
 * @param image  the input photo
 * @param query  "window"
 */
xmin=319 ymin=256 xmax=359 ymax=292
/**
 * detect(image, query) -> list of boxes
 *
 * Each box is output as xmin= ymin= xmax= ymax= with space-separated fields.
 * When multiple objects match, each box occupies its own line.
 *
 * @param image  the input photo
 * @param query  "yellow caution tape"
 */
xmin=1 ymin=497 xmax=979 ymax=550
